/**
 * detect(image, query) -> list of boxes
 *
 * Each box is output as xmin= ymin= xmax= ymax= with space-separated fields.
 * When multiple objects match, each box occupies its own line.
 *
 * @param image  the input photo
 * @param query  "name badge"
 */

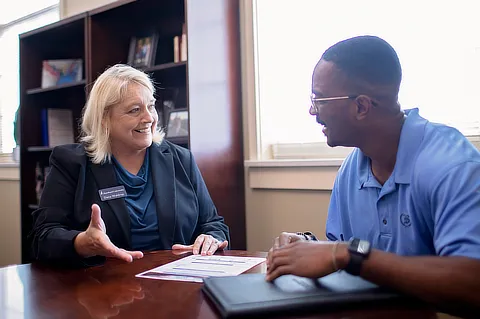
xmin=98 ymin=186 xmax=127 ymax=201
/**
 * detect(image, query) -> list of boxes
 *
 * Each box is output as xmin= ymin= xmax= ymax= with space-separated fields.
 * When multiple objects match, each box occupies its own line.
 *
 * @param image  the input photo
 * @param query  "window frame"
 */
xmin=0 ymin=3 xmax=59 ymax=162
xmin=241 ymin=0 xmax=357 ymax=163
xmin=242 ymin=0 xmax=480 ymax=167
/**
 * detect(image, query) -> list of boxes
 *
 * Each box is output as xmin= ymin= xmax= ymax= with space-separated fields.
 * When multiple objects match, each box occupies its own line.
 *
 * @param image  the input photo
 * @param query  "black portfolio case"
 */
xmin=202 ymin=271 xmax=408 ymax=318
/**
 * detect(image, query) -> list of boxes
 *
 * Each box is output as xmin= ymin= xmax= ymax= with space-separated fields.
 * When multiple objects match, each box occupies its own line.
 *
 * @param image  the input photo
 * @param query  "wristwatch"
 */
xmin=345 ymin=238 xmax=371 ymax=276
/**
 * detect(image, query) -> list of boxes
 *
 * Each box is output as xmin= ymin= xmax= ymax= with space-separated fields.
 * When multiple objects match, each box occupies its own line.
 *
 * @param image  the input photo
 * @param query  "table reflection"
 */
xmin=76 ymin=277 xmax=144 ymax=319
xmin=0 ymin=266 xmax=25 ymax=318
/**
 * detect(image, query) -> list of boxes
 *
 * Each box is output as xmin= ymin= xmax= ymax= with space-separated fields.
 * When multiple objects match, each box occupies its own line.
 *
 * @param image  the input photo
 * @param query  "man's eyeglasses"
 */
xmin=310 ymin=94 xmax=358 ymax=113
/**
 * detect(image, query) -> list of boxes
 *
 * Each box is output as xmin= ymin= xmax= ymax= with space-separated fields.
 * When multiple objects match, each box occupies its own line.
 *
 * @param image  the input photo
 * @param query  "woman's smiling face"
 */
xmin=107 ymin=83 xmax=158 ymax=154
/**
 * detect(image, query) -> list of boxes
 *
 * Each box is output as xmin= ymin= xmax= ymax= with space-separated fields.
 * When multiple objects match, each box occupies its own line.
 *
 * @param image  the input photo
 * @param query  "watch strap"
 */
xmin=345 ymin=252 xmax=364 ymax=276
xmin=345 ymin=238 xmax=371 ymax=276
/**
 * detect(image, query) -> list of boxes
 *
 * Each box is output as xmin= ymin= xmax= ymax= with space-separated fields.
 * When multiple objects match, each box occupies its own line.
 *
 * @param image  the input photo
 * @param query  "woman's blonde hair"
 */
xmin=80 ymin=64 xmax=164 ymax=164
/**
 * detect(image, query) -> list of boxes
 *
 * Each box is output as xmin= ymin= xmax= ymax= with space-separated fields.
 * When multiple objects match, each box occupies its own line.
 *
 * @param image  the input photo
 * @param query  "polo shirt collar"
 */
xmin=357 ymin=108 xmax=428 ymax=188
xmin=393 ymin=108 xmax=428 ymax=184
xmin=356 ymin=150 xmax=376 ymax=189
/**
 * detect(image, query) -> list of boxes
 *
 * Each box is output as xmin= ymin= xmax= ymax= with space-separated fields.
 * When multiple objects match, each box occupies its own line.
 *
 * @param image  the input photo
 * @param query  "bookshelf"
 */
xmin=19 ymin=0 xmax=245 ymax=263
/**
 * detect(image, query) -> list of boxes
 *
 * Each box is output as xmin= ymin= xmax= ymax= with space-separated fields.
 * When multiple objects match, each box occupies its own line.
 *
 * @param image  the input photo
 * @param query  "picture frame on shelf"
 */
xmin=41 ymin=59 xmax=83 ymax=88
xmin=166 ymin=109 xmax=188 ymax=138
xmin=128 ymin=33 xmax=158 ymax=68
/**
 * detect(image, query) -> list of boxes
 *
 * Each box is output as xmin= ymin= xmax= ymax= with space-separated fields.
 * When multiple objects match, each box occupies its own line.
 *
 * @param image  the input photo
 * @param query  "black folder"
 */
xmin=202 ymin=271 xmax=408 ymax=318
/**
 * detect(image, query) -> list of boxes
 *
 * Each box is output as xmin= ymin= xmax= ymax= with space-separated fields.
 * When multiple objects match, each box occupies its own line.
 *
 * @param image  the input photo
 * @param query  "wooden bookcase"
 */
xmin=19 ymin=0 xmax=245 ymax=263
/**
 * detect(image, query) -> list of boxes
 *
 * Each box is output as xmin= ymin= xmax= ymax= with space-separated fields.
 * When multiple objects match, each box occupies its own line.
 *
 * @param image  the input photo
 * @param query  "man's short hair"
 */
xmin=321 ymin=35 xmax=402 ymax=88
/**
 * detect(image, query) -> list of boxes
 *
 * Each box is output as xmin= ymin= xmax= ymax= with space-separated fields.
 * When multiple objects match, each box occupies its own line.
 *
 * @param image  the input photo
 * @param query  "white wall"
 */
xmin=0 ymin=167 xmax=20 ymax=267
xmin=60 ymin=0 xmax=118 ymax=18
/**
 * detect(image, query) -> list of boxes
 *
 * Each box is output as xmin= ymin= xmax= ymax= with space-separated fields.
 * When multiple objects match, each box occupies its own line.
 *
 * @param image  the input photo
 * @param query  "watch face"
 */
xmin=357 ymin=240 xmax=370 ymax=254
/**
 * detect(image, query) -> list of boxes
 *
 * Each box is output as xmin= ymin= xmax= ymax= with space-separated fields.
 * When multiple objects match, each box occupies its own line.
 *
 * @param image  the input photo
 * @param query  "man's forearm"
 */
xmin=337 ymin=246 xmax=480 ymax=311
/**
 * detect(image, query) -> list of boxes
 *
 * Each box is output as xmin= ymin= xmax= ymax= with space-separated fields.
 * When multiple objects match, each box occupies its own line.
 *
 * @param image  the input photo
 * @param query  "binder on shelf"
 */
xmin=40 ymin=109 xmax=74 ymax=147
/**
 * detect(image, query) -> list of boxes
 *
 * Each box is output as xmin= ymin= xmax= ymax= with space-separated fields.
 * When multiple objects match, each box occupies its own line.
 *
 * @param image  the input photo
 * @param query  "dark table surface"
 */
xmin=0 ymin=250 xmax=438 ymax=318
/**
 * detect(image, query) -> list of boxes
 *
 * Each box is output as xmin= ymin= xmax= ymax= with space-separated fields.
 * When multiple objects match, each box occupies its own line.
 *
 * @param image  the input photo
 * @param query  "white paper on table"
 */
xmin=135 ymin=255 xmax=266 ymax=283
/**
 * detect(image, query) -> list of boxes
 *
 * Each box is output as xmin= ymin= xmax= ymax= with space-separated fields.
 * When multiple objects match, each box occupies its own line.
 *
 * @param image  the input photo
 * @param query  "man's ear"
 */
xmin=355 ymin=95 xmax=374 ymax=120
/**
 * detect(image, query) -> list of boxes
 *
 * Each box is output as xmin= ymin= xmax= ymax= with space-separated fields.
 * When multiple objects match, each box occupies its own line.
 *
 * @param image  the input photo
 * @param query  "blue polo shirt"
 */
xmin=326 ymin=108 xmax=480 ymax=259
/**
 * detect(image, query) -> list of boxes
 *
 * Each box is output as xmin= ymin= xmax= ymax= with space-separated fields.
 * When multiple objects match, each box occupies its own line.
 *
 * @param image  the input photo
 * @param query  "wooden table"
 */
xmin=0 ymin=250 xmax=437 ymax=319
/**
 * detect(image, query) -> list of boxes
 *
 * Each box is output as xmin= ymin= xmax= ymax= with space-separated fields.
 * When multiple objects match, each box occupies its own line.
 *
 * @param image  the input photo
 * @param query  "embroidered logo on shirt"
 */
xmin=400 ymin=213 xmax=411 ymax=227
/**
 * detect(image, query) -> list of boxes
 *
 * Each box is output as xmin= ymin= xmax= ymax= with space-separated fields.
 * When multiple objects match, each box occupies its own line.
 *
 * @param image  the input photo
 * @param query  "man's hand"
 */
xmin=171 ymin=234 xmax=228 ymax=255
xmin=266 ymin=240 xmax=349 ymax=282
xmin=266 ymin=232 xmax=306 ymax=268
xmin=74 ymin=204 xmax=144 ymax=262
xmin=274 ymin=232 xmax=306 ymax=248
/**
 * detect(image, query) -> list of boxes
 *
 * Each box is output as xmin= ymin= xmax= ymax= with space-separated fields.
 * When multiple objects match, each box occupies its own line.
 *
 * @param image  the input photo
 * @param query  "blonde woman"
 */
xmin=31 ymin=64 xmax=229 ymax=267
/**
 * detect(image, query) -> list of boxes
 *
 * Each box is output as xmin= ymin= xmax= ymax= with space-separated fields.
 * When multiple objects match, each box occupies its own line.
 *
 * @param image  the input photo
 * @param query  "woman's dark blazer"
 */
xmin=31 ymin=140 xmax=230 ymax=267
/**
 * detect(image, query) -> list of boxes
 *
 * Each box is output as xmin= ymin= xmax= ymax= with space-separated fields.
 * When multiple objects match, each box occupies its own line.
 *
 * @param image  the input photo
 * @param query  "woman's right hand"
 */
xmin=74 ymin=204 xmax=143 ymax=262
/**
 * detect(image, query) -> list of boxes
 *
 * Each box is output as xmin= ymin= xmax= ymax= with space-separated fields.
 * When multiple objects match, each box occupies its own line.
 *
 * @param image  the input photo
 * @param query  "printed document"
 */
xmin=136 ymin=255 xmax=266 ymax=283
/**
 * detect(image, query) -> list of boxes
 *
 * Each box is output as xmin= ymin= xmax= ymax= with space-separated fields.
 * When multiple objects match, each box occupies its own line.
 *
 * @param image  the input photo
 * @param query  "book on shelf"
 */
xmin=41 ymin=59 xmax=83 ymax=88
xmin=173 ymin=23 xmax=187 ymax=63
xmin=181 ymin=23 xmax=187 ymax=62
xmin=41 ymin=109 xmax=74 ymax=147
xmin=174 ymin=36 xmax=180 ymax=63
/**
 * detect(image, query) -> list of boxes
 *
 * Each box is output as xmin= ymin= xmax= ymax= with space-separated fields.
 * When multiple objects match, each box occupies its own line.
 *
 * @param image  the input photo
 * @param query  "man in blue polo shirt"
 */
xmin=266 ymin=35 xmax=480 ymax=313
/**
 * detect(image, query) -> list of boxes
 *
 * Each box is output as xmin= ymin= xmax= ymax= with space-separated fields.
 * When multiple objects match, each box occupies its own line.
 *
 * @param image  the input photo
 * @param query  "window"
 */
xmin=252 ymin=0 xmax=480 ymax=160
xmin=0 ymin=1 xmax=59 ymax=155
